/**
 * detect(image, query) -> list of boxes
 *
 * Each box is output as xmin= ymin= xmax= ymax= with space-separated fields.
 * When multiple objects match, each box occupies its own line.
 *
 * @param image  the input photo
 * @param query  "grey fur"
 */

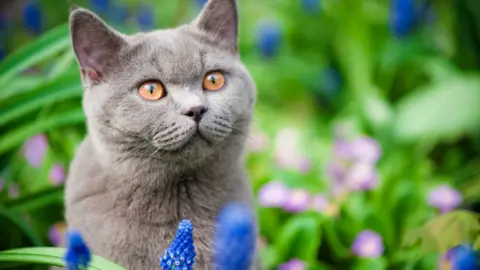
xmin=65 ymin=0 xmax=259 ymax=269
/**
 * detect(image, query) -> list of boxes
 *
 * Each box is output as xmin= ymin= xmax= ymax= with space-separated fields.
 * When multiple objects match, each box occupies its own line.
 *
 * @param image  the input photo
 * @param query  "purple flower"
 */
xmin=274 ymin=128 xmax=311 ymax=173
xmin=258 ymin=181 xmax=289 ymax=208
xmin=8 ymin=184 xmax=19 ymax=199
xmin=349 ymin=136 xmax=381 ymax=164
xmin=246 ymin=129 xmax=269 ymax=153
xmin=344 ymin=162 xmax=379 ymax=191
xmin=428 ymin=185 xmax=462 ymax=213
xmin=48 ymin=222 xmax=67 ymax=246
xmin=283 ymin=189 xmax=310 ymax=213
xmin=351 ymin=230 xmax=384 ymax=258
xmin=278 ymin=258 xmax=306 ymax=270
xmin=49 ymin=164 xmax=65 ymax=185
xmin=22 ymin=134 xmax=48 ymax=168
xmin=310 ymin=194 xmax=329 ymax=212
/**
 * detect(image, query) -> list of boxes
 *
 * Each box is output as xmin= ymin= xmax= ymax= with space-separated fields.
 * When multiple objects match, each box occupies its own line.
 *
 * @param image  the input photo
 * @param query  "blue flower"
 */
xmin=301 ymin=0 xmax=321 ymax=14
xmin=108 ymin=4 xmax=129 ymax=25
xmin=390 ymin=0 xmax=418 ymax=38
xmin=214 ymin=202 xmax=255 ymax=270
xmin=256 ymin=21 xmax=282 ymax=58
xmin=22 ymin=0 xmax=43 ymax=34
xmin=135 ymin=5 xmax=155 ymax=31
xmin=89 ymin=0 xmax=110 ymax=14
xmin=195 ymin=0 xmax=208 ymax=8
xmin=160 ymin=220 xmax=196 ymax=270
xmin=64 ymin=230 xmax=91 ymax=270
xmin=320 ymin=67 xmax=343 ymax=98
xmin=446 ymin=244 xmax=479 ymax=270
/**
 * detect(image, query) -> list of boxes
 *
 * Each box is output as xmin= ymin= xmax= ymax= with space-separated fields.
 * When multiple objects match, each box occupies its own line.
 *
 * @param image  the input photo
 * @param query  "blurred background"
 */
xmin=0 ymin=0 xmax=480 ymax=269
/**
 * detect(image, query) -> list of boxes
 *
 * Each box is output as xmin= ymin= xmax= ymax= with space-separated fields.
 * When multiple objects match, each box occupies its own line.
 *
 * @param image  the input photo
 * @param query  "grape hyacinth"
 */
xmin=135 ymin=4 xmax=155 ymax=31
xmin=390 ymin=0 xmax=418 ymax=38
xmin=160 ymin=220 xmax=196 ymax=270
xmin=301 ymin=0 xmax=320 ymax=14
xmin=64 ymin=230 xmax=92 ymax=270
xmin=214 ymin=202 xmax=255 ymax=270
xmin=22 ymin=0 xmax=43 ymax=34
xmin=89 ymin=0 xmax=110 ymax=14
xmin=256 ymin=20 xmax=282 ymax=58
xmin=439 ymin=244 xmax=479 ymax=270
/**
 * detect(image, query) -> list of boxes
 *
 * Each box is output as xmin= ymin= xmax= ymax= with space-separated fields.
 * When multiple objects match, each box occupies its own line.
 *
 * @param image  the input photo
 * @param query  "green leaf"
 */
xmin=0 ymin=247 xmax=125 ymax=270
xmin=3 ymin=187 xmax=64 ymax=213
xmin=352 ymin=258 xmax=387 ymax=270
xmin=0 ymin=75 xmax=45 ymax=102
xmin=0 ymin=73 xmax=82 ymax=127
xmin=0 ymin=24 xmax=70 ymax=87
xmin=0 ymin=208 xmax=43 ymax=246
xmin=274 ymin=214 xmax=322 ymax=263
xmin=0 ymin=109 xmax=85 ymax=155
xmin=402 ymin=210 xmax=480 ymax=254
xmin=394 ymin=75 xmax=480 ymax=143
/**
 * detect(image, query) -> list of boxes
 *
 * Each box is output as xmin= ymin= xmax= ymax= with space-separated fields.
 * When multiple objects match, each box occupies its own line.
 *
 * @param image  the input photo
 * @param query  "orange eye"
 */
xmin=138 ymin=81 xmax=165 ymax=101
xmin=203 ymin=71 xmax=225 ymax=91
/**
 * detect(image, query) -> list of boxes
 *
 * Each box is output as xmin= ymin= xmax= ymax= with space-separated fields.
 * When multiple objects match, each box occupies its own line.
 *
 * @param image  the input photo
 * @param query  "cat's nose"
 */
xmin=183 ymin=105 xmax=208 ymax=123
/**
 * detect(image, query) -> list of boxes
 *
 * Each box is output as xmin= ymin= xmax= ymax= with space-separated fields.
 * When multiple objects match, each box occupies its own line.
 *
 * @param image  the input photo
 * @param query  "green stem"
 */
xmin=323 ymin=220 xmax=350 ymax=259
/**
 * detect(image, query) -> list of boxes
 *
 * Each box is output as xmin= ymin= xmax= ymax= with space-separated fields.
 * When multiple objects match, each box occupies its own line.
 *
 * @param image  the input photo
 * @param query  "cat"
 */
xmin=64 ymin=0 xmax=259 ymax=269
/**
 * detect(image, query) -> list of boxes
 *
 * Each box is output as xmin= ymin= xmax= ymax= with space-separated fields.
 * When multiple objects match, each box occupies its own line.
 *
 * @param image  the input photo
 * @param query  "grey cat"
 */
xmin=64 ymin=0 xmax=259 ymax=269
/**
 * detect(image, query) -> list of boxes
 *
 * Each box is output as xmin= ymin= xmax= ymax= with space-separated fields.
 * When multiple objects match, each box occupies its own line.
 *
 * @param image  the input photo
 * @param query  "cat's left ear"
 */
xmin=193 ymin=0 xmax=238 ymax=53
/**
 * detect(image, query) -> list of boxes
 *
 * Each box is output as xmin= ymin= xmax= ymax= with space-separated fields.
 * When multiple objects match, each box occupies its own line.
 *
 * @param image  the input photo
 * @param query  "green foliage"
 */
xmin=0 ymin=0 xmax=480 ymax=269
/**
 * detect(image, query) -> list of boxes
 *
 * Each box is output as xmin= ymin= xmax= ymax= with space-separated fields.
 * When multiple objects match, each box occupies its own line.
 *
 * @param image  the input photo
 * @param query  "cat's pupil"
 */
xmin=147 ymin=84 xmax=154 ymax=94
xmin=209 ymin=75 xmax=216 ymax=84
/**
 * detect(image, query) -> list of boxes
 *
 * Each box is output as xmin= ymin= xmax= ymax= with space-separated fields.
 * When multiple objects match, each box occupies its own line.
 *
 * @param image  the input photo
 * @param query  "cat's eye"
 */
xmin=203 ymin=71 xmax=225 ymax=91
xmin=138 ymin=81 xmax=165 ymax=101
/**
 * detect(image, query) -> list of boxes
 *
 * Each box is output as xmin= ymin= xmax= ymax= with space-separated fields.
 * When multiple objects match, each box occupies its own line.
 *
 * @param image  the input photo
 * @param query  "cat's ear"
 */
xmin=69 ymin=8 xmax=127 ymax=82
xmin=193 ymin=0 xmax=238 ymax=53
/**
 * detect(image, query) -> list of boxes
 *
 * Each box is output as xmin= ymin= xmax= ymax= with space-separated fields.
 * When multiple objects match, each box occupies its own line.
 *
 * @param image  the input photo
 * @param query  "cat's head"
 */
xmin=69 ymin=0 xmax=256 ymax=163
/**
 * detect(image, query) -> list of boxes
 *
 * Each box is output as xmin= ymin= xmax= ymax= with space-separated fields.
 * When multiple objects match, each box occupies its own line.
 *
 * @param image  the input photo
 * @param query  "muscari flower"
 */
xmin=439 ymin=244 xmax=479 ymax=270
xmin=428 ymin=185 xmax=462 ymax=214
xmin=160 ymin=220 xmax=196 ymax=270
xmin=301 ymin=0 xmax=320 ymax=14
xmin=89 ymin=0 xmax=110 ymax=14
xmin=278 ymin=258 xmax=306 ymax=270
xmin=351 ymin=230 xmax=384 ymax=258
xmin=256 ymin=20 xmax=282 ymax=58
xmin=390 ymin=0 xmax=418 ymax=38
xmin=49 ymin=164 xmax=66 ymax=186
xmin=22 ymin=0 xmax=43 ymax=34
xmin=64 ymin=230 xmax=92 ymax=270
xmin=195 ymin=0 xmax=208 ymax=8
xmin=108 ymin=4 xmax=129 ymax=25
xmin=214 ymin=202 xmax=255 ymax=270
xmin=135 ymin=4 xmax=155 ymax=31
xmin=22 ymin=134 xmax=48 ymax=168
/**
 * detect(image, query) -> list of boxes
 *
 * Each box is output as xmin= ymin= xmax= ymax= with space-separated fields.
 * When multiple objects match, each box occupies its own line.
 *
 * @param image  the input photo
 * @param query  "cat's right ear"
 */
xmin=69 ymin=8 xmax=127 ymax=83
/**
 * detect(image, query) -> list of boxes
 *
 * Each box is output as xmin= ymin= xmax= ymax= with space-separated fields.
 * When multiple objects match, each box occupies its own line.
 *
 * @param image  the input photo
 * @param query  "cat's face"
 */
xmin=70 ymin=0 xmax=256 ymax=162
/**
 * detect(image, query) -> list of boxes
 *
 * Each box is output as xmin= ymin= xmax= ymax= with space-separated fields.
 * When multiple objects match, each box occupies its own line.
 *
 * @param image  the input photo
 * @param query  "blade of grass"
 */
xmin=0 ymin=24 xmax=71 ymax=87
xmin=0 ymin=109 xmax=85 ymax=155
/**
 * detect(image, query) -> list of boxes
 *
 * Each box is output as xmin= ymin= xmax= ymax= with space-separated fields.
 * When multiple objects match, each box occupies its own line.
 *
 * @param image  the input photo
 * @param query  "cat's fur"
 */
xmin=64 ymin=0 xmax=258 ymax=269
